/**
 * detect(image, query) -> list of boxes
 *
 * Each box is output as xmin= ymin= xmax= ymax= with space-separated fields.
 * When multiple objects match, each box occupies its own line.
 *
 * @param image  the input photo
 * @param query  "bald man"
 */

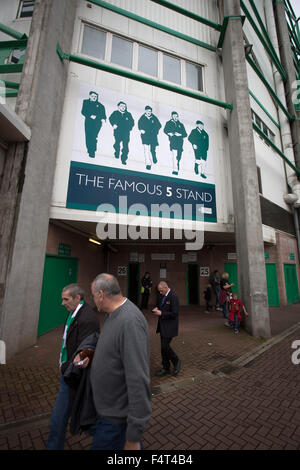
xmin=152 ymin=281 xmax=181 ymax=377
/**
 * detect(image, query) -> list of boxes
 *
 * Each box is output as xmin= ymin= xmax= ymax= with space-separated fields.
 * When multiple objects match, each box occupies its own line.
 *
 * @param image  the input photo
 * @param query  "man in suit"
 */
xmin=164 ymin=111 xmax=187 ymax=175
xmin=188 ymin=120 xmax=209 ymax=178
xmin=109 ymin=101 xmax=135 ymax=165
xmin=81 ymin=91 xmax=106 ymax=158
xmin=46 ymin=284 xmax=100 ymax=450
xmin=152 ymin=281 xmax=181 ymax=377
xmin=138 ymin=105 xmax=161 ymax=170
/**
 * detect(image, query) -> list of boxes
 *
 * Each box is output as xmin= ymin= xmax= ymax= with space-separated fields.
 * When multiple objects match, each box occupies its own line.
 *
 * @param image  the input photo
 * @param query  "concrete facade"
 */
xmin=0 ymin=0 xmax=77 ymax=358
xmin=0 ymin=0 xmax=300 ymax=358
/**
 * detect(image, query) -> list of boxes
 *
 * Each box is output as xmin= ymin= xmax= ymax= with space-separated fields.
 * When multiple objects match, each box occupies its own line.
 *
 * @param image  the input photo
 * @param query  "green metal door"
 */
xmin=265 ymin=263 xmax=280 ymax=306
xmin=37 ymin=255 xmax=78 ymax=336
xmin=224 ymin=262 xmax=238 ymax=294
xmin=284 ymin=263 xmax=300 ymax=305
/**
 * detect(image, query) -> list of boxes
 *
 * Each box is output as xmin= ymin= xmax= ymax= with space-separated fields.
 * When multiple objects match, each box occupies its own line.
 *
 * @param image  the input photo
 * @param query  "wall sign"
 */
xmin=58 ymin=242 xmax=71 ymax=257
xmin=117 ymin=266 xmax=127 ymax=276
xmin=66 ymin=83 xmax=217 ymax=223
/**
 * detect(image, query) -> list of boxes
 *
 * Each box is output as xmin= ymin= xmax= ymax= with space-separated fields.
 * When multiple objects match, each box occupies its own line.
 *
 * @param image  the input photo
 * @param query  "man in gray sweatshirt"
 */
xmin=88 ymin=273 xmax=151 ymax=450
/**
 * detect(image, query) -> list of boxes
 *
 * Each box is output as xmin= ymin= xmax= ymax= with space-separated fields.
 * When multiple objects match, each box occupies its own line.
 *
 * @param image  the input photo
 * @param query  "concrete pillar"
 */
xmin=0 ymin=0 xmax=77 ymax=358
xmin=221 ymin=0 xmax=271 ymax=337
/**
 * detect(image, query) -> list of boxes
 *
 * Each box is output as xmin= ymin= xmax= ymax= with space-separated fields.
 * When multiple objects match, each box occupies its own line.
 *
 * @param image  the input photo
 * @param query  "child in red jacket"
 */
xmin=226 ymin=292 xmax=248 ymax=333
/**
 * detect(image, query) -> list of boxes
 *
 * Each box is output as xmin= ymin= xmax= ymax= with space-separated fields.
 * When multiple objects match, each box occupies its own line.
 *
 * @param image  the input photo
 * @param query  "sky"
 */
xmin=290 ymin=0 xmax=300 ymax=19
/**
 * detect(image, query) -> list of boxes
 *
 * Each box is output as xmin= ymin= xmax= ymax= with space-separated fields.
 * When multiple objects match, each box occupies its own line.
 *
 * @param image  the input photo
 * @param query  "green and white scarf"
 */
xmin=59 ymin=301 xmax=84 ymax=366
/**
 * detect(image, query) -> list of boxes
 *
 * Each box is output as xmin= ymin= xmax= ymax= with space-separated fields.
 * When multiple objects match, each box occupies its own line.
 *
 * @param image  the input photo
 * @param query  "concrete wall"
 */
xmin=0 ymin=0 xmax=77 ymax=359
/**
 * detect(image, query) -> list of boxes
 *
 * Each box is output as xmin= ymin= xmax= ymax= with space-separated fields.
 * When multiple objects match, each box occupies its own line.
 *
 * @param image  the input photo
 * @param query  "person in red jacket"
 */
xmin=226 ymin=292 xmax=248 ymax=334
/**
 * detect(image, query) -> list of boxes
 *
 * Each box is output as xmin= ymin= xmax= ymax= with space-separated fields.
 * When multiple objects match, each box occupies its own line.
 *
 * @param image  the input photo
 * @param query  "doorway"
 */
xmin=265 ymin=263 xmax=280 ymax=306
xmin=187 ymin=263 xmax=199 ymax=305
xmin=127 ymin=262 xmax=140 ymax=306
xmin=38 ymin=254 xmax=78 ymax=336
xmin=224 ymin=262 xmax=238 ymax=294
xmin=284 ymin=263 xmax=300 ymax=305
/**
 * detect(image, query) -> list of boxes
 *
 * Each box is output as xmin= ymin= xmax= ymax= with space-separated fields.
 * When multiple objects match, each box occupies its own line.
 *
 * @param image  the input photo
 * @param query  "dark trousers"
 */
xmin=113 ymin=136 xmax=129 ymax=161
xmin=141 ymin=293 xmax=150 ymax=309
xmin=160 ymin=335 xmax=178 ymax=370
xmin=91 ymin=417 xmax=144 ymax=450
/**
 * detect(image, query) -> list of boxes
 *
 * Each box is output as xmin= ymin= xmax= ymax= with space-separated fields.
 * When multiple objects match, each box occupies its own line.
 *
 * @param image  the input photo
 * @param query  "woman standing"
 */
xmin=140 ymin=272 xmax=152 ymax=310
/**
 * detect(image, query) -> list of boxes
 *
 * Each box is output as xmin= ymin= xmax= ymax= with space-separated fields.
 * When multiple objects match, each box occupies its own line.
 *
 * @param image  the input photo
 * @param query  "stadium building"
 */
xmin=1 ymin=0 xmax=300 ymax=358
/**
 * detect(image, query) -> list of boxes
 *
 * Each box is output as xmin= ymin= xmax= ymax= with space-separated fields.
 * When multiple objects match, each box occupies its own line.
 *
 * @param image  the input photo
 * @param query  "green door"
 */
xmin=186 ymin=263 xmax=199 ymax=305
xmin=284 ymin=263 xmax=300 ymax=305
xmin=265 ymin=263 xmax=280 ymax=306
xmin=224 ymin=262 xmax=238 ymax=294
xmin=37 ymin=255 xmax=78 ymax=336
xmin=127 ymin=262 xmax=140 ymax=306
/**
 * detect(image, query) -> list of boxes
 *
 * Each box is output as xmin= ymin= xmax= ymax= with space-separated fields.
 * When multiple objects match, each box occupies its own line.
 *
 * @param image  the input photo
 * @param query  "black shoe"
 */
xmin=173 ymin=359 xmax=181 ymax=376
xmin=155 ymin=369 xmax=170 ymax=377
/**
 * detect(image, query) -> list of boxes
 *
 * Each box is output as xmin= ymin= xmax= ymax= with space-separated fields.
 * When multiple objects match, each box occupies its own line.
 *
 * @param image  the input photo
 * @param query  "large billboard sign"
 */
xmin=66 ymin=82 xmax=217 ymax=225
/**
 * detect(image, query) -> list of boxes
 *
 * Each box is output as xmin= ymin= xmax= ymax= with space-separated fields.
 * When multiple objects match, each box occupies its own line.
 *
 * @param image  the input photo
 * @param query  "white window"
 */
xmin=186 ymin=61 xmax=203 ymax=91
xmin=111 ymin=35 xmax=133 ymax=69
xmin=81 ymin=25 xmax=106 ymax=60
xmin=78 ymin=22 xmax=204 ymax=91
xmin=138 ymin=45 xmax=158 ymax=77
xmin=18 ymin=0 xmax=35 ymax=18
xmin=163 ymin=54 xmax=181 ymax=84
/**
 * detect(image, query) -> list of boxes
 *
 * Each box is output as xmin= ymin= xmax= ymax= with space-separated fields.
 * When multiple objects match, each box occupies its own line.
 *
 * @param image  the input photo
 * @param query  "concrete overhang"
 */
xmin=0 ymin=103 xmax=31 ymax=143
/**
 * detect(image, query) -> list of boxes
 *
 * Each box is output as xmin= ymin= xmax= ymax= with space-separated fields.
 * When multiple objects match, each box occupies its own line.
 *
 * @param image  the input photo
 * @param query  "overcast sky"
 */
xmin=290 ymin=0 xmax=300 ymax=19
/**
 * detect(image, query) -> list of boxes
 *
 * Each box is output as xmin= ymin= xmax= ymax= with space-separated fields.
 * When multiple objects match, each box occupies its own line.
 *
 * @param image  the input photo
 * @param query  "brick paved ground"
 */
xmin=0 ymin=303 xmax=299 ymax=450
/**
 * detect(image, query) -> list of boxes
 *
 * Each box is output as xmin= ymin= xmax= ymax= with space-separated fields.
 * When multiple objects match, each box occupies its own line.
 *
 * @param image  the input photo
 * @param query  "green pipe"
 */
xmin=0 ymin=80 xmax=19 ymax=89
xmin=252 ymin=121 xmax=300 ymax=176
xmin=246 ymin=55 xmax=293 ymax=121
xmin=248 ymin=0 xmax=285 ymax=73
xmin=287 ymin=23 xmax=300 ymax=53
xmin=57 ymin=44 xmax=232 ymax=111
xmin=0 ymin=39 xmax=27 ymax=50
xmin=241 ymin=1 xmax=287 ymax=81
xmin=217 ymin=16 xmax=245 ymax=49
xmin=284 ymin=0 xmax=297 ymax=20
xmin=149 ymin=0 xmax=222 ymax=31
xmin=0 ymin=63 xmax=23 ymax=73
xmin=0 ymin=22 xmax=27 ymax=40
xmin=0 ymin=89 xmax=18 ymax=98
xmin=88 ymin=0 xmax=216 ymax=52
xmin=249 ymin=89 xmax=280 ymax=129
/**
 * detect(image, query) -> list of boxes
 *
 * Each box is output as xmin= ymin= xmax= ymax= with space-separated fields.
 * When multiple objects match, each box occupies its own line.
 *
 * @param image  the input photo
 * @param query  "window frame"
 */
xmin=79 ymin=22 xmax=205 ymax=92
xmin=17 ymin=0 xmax=35 ymax=19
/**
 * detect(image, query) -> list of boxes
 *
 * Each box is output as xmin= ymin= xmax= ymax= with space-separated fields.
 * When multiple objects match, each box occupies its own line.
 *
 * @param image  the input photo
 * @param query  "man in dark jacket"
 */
xmin=81 ymin=91 xmax=106 ymax=158
xmin=164 ymin=111 xmax=187 ymax=175
xmin=46 ymin=284 xmax=99 ymax=450
xmin=152 ymin=281 xmax=181 ymax=377
xmin=138 ymin=106 xmax=161 ymax=170
xmin=188 ymin=120 xmax=209 ymax=178
xmin=109 ymin=101 xmax=134 ymax=164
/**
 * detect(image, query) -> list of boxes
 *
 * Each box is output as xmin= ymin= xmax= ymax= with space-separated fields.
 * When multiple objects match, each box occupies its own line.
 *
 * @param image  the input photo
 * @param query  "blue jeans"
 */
xmin=215 ymin=286 xmax=220 ymax=307
xmin=91 ymin=417 xmax=143 ymax=450
xmin=232 ymin=313 xmax=239 ymax=332
xmin=46 ymin=374 xmax=72 ymax=450
xmin=222 ymin=300 xmax=229 ymax=319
